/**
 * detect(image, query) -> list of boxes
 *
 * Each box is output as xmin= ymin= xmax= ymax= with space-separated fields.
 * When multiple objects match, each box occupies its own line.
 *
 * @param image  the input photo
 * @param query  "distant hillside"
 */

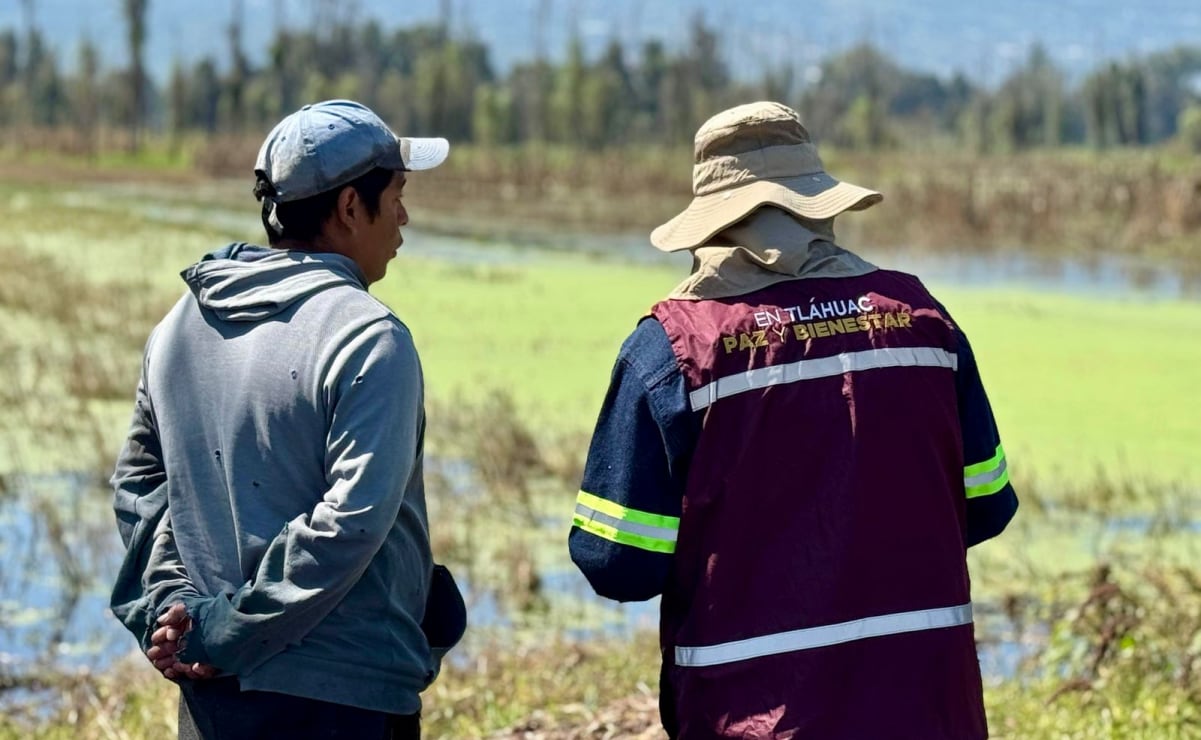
xmin=7 ymin=0 xmax=1201 ymax=86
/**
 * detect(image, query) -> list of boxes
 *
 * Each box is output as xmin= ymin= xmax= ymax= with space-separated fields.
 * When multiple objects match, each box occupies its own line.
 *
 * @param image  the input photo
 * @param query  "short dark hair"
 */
xmin=255 ymin=167 xmax=396 ymax=245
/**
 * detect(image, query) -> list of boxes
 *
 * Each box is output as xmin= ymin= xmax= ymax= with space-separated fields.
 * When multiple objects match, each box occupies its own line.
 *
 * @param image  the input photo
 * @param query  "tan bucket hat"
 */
xmin=650 ymin=101 xmax=882 ymax=252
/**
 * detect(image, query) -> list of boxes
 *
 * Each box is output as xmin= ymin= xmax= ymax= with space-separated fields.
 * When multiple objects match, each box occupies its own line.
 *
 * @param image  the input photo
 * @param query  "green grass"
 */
xmin=8 ymin=618 xmax=1198 ymax=740
xmin=934 ymin=288 xmax=1201 ymax=486
xmin=380 ymin=254 xmax=673 ymax=436
xmin=376 ymin=255 xmax=1201 ymax=490
xmin=1 ymin=176 xmax=1199 ymax=490
xmin=18 ymin=172 xmax=1198 ymax=651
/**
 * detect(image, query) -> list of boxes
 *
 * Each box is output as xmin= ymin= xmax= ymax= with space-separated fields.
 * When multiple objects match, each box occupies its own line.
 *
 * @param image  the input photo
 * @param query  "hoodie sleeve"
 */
xmin=177 ymin=318 xmax=423 ymax=674
xmin=110 ymin=340 xmax=203 ymax=650
xmin=112 ymin=353 xmax=166 ymax=548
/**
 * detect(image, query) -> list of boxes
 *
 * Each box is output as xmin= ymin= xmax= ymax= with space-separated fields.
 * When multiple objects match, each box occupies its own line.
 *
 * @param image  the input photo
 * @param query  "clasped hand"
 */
xmin=145 ymin=603 xmax=218 ymax=681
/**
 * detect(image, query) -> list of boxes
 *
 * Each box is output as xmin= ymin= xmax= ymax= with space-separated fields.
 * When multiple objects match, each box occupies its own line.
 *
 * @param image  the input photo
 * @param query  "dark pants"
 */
xmin=659 ymin=660 xmax=678 ymax=740
xmin=178 ymin=677 xmax=420 ymax=740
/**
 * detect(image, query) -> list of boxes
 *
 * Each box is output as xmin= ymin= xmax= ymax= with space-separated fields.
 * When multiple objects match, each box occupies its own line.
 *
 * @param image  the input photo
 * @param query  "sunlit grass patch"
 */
xmin=936 ymin=285 xmax=1201 ymax=487
xmin=379 ymin=252 xmax=678 ymax=437
xmin=383 ymin=253 xmax=1201 ymax=491
xmin=3 ymin=184 xmax=1199 ymax=489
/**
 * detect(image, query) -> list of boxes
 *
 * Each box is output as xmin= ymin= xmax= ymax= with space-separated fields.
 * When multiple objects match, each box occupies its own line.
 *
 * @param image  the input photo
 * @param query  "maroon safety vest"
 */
xmin=651 ymin=270 xmax=986 ymax=739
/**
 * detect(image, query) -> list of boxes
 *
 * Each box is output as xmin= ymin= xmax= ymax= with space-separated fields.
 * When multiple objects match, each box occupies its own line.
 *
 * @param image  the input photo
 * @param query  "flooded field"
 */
xmin=0 ymin=494 xmax=1070 ymax=693
xmin=2 ymin=176 xmax=1199 ymax=737
xmin=44 ymin=179 xmax=1201 ymax=299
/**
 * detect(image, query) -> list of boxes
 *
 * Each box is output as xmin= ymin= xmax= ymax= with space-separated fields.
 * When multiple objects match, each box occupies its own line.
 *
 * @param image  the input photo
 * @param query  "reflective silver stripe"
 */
xmin=573 ymin=503 xmax=679 ymax=544
xmin=689 ymin=347 xmax=959 ymax=411
xmin=674 ymin=603 xmax=974 ymax=668
xmin=965 ymin=456 xmax=1008 ymax=489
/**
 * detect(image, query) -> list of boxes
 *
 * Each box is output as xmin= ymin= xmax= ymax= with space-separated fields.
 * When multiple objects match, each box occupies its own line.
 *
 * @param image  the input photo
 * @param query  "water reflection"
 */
xmin=400 ymin=228 xmax=1201 ymax=299
xmin=55 ymin=185 xmax=1201 ymax=300
xmin=9 ymin=462 xmax=1196 ymax=684
xmin=0 ymin=473 xmax=128 ymax=679
xmin=2 ymin=469 xmax=1074 ymax=694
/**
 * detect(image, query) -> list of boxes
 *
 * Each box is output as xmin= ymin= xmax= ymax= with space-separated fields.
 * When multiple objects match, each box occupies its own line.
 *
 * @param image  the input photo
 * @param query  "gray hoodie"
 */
xmin=111 ymin=243 xmax=447 ymax=715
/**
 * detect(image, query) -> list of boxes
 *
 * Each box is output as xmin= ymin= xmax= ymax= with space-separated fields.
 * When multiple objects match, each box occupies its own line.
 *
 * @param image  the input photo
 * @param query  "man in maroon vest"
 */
xmin=569 ymin=102 xmax=1017 ymax=739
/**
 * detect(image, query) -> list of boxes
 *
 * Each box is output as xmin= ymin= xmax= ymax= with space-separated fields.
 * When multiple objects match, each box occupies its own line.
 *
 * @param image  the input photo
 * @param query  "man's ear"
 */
xmin=334 ymin=185 xmax=360 ymax=232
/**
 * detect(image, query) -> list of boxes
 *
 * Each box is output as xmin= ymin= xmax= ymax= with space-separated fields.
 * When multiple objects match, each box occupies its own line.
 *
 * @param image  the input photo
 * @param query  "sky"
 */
xmin=2 ymin=0 xmax=1200 ymax=87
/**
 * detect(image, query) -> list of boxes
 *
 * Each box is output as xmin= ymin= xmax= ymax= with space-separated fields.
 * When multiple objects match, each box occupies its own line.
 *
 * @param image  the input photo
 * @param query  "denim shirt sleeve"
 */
xmin=569 ymin=317 xmax=700 ymax=602
xmin=956 ymin=327 xmax=1019 ymax=547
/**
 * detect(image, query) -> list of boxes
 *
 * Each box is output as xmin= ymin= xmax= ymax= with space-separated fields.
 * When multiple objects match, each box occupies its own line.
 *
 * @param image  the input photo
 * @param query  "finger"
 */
xmin=151 ymin=623 xmax=180 ymax=645
xmin=192 ymin=663 xmax=219 ymax=679
xmin=157 ymin=604 xmax=188 ymax=625
xmin=150 ymin=649 xmax=179 ymax=667
xmin=147 ymin=641 xmax=180 ymax=659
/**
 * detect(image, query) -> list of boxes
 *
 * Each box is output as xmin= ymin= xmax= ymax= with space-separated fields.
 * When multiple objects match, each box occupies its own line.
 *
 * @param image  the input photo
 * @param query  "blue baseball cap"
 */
xmin=254 ymin=99 xmax=449 ymax=204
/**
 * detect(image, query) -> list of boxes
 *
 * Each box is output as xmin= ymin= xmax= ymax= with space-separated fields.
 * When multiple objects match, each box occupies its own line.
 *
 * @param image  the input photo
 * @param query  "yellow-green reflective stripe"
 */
xmin=964 ymin=444 xmax=1009 ymax=498
xmin=572 ymin=513 xmax=677 ymax=554
xmin=573 ymin=503 xmax=679 ymax=543
xmin=964 ymin=444 xmax=1005 ymax=478
xmin=966 ymin=467 xmax=1011 ymax=499
xmin=576 ymin=491 xmax=680 ymax=531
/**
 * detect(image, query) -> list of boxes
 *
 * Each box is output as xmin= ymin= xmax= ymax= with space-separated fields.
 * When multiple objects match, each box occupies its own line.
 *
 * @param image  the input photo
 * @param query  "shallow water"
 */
xmin=51 ymin=183 xmax=1201 ymax=300
xmin=0 ymin=470 xmax=662 ymax=684
xmin=0 ymin=473 xmax=128 ymax=676
xmin=0 ymin=468 xmax=1125 ymax=690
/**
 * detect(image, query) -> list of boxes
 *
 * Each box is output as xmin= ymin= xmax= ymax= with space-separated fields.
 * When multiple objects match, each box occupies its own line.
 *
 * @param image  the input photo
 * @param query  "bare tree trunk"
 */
xmin=527 ymin=0 xmax=551 ymax=142
xmin=122 ymin=0 xmax=149 ymax=153
xmin=18 ymin=0 xmax=35 ymax=144
xmin=226 ymin=0 xmax=246 ymax=131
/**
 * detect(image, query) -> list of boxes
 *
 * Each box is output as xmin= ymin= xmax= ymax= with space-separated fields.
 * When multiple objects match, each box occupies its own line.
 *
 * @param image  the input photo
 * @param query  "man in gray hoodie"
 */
xmin=109 ymin=100 xmax=464 ymax=739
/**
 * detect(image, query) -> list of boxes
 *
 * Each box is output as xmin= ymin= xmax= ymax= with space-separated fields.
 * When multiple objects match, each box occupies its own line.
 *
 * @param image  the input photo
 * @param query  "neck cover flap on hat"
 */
xmin=666 ymin=207 xmax=878 ymax=301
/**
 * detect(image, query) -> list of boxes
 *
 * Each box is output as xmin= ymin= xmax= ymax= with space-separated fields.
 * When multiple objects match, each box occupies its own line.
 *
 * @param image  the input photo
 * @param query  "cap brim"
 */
xmin=650 ymin=175 xmax=882 ymax=252
xmin=401 ymin=137 xmax=450 ymax=171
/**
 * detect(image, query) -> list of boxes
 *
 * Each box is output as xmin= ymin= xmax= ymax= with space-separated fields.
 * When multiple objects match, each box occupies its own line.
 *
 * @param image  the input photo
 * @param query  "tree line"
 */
xmin=3 ymin=3 xmax=1201 ymax=154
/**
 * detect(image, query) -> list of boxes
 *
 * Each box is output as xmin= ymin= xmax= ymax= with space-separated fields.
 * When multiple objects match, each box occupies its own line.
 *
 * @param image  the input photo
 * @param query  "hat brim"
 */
xmin=400 ymin=137 xmax=450 ymax=171
xmin=650 ymin=174 xmax=882 ymax=252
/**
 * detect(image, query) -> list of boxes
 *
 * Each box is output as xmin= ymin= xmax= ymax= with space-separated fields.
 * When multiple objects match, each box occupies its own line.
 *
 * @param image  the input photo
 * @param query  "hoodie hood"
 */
xmin=182 ymin=243 xmax=368 ymax=321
